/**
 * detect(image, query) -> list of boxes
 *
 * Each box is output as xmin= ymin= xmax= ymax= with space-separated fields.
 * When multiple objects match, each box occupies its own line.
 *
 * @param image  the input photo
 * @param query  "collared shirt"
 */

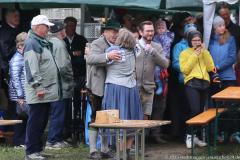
xmin=139 ymin=38 xmax=153 ymax=54
xmin=66 ymin=35 xmax=75 ymax=46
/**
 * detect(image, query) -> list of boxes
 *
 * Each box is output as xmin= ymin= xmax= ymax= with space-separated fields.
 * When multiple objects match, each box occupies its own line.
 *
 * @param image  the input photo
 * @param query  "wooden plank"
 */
xmin=90 ymin=120 xmax=171 ymax=129
xmin=212 ymin=87 xmax=240 ymax=101
xmin=186 ymin=108 xmax=225 ymax=125
xmin=0 ymin=120 xmax=22 ymax=126
xmin=0 ymin=131 xmax=14 ymax=137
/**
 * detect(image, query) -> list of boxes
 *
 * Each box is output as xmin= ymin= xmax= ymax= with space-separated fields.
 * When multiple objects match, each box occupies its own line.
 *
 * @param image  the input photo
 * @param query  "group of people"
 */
xmin=0 ymin=10 xmax=87 ymax=160
xmin=0 ymin=1 xmax=240 ymax=160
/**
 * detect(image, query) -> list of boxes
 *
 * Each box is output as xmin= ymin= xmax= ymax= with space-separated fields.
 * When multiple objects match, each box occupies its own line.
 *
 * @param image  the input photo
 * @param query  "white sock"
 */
xmin=100 ymin=134 xmax=109 ymax=153
xmin=89 ymin=129 xmax=98 ymax=153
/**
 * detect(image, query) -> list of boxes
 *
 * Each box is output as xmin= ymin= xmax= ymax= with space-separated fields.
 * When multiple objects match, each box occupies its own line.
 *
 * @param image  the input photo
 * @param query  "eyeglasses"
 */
xmin=191 ymin=39 xmax=201 ymax=42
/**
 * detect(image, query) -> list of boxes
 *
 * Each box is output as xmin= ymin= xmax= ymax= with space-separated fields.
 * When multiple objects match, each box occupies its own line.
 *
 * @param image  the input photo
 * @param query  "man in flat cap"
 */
xmin=85 ymin=19 xmax=121 ymax=159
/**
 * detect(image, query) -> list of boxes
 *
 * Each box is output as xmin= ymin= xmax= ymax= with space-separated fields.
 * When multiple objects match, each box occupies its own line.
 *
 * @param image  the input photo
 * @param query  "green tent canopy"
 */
xmin=0 ymin=0 xmax=161 ymax=9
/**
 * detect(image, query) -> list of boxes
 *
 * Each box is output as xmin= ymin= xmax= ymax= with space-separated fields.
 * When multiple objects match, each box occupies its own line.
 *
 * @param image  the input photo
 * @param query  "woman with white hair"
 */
xmin=102 ymin=28 xmax=143 ymax=159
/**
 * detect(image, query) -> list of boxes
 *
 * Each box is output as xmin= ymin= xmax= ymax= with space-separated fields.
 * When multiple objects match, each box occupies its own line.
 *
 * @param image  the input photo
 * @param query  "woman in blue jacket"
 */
xmin=9 ymin=32 xmax=28 ymax=148
xmin=209 ymin=16 xmax=236 ymax=89
xmin=209 ymin=16 xmax=237 ymax=142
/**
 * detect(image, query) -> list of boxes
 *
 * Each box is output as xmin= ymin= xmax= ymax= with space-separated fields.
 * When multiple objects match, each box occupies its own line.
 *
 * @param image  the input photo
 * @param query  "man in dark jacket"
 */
xmin=0 ymin=9 xmax=21 ymax=76
xmin=63 ymin=16 xmax=87 ymax=140
xmin=0 ymin=9 xmax=22 ymax=124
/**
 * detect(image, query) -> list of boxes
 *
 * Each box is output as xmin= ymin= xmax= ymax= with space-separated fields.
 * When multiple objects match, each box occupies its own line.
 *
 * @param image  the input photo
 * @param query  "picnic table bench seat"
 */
xmin=186 ymin=108 xmax=225 ymax=156
xmin=0 ymin=120 xmax=22 ymax=140
xmin=186 ymin=108 xmax=225 ymax=126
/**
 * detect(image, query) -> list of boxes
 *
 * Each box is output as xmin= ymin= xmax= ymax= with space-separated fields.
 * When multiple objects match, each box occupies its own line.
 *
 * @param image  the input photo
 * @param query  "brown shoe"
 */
xmin=88 ymin=152 xmax=100 ymax=160
xmin=100 ymin=151 xmax=114 ymax=159
xmin=152 ymin=136 xmax=167 ymax=144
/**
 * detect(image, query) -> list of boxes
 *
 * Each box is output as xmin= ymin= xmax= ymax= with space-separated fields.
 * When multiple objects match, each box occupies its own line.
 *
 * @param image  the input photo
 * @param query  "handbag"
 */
xmin=186 ymin=78 xmax=210 ymax=90
xmin=16 ymin=103 xmax=29 ymax=118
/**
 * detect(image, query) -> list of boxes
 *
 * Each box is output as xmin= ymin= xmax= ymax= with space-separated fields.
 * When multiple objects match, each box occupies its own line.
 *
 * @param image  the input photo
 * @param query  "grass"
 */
xmin=1 ymin=138 xmax=240 ymax=160
xmin=0 ymin=143 xmax=89 ymax=160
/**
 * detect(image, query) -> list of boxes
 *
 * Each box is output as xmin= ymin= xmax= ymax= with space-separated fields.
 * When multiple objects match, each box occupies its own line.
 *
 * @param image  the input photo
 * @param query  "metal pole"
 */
xmin=135 ymin=130 xmax=139 ymax=160
xmin=141 ymin=128 xmax=145 ymax=160
xmin=239 ymin=2 xmax=240 ymax=26
xmin=116 ymin=129 xmax=120 ymax=160
xmin=123 ymin=130 xmax=127 ymax=160
xmin=104 ymin=7 xmax=109 ymax=21
xmin=80 ymin=4 xmax=85 ymax=36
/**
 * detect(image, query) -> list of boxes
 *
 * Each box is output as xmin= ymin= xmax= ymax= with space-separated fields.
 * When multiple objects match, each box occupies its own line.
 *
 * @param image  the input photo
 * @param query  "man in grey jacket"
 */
xmin=24 ymin=15 xmax=60 ymax=160
xmin=85 ymin=19 xmax=121 ymax=159
xmin=136 ymin=21 xmax=170 ymax=120
xmin=45 ymin=21 xmax=74 ymax=149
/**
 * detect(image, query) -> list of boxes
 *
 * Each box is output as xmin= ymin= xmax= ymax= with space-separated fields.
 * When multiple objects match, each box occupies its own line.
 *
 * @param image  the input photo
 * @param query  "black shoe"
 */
xmin=152 ymin=136 xmax=167 ymax=144
xmin=100 ymin=151 xmax=114 ymax=159
xmin=88 ymin=152 xmax=100 ymax=160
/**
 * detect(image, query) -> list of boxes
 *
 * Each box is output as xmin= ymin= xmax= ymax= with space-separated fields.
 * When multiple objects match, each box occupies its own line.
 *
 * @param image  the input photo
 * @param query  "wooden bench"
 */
xmin=0 ymin=120 xmax=22 ymax=144
xmin=186 ymin=108 xmax=225 ymax=156
xmin=0 ymin=120 xmax=22 ymax=126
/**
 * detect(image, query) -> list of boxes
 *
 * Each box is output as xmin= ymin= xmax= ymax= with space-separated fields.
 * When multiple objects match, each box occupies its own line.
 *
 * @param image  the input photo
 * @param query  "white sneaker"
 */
xmin=194 ymin=136 xmax=207 ymax=147
xmin=185 ymin=134 xmax=195 ymax=149
xmin=25 ymin=152 xmax=45 ymax=160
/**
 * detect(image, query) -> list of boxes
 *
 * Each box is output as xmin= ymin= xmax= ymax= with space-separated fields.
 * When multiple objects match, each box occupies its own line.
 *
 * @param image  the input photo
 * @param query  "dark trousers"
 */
xmin=14 ymin=114 xmax=27 ymax=146
xmin=64 ymin=77 xmax=85 ymax=140
xmin=185 ymin=86 xmax=208 ymax=134
xmin=47 ymin=100 xmax=65 ymax=144
xmin=151 ymin=94 xmax=167 ymax=136
xmin=89 ymin=94 xmax=102 ymax=125
xmin=25 ymin=103 xmax=51 ymax=155
xmin=64 ymin=98 xmax=72 ymax=139
xmin=166 ymin=82 xmax=190 ymax=140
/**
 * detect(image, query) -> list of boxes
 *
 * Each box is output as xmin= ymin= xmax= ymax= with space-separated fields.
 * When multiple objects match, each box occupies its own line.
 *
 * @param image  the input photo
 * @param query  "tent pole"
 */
xmin=239 ymin=1 xmax=240 ymax=26
xmin=104 ymin=7 xmax=109 ymax=21
xmin=80 ymin=4 xmax=85 ymax=35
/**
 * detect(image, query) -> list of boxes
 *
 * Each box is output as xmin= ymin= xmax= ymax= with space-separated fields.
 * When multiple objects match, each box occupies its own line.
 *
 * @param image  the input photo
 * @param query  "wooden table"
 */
xmin=0 ymin=120 xmax=22 ymax=126
xmin=90 ymin=120 xmax=171 ymax=160
xmin=212 ymin=86 xmax=240 ymax=101
xmin=211 ymin=86 xmax=240 ymax=151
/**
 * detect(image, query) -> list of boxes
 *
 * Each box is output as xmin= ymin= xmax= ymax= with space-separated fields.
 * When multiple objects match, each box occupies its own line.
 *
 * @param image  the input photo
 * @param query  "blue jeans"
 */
xmin=47 ymin=100 xmax=65 ymax=144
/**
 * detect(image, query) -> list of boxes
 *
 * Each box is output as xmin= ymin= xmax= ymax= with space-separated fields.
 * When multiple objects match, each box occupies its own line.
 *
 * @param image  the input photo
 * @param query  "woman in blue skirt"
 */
xmin=102 ymin=28 xmax=143 ymax=155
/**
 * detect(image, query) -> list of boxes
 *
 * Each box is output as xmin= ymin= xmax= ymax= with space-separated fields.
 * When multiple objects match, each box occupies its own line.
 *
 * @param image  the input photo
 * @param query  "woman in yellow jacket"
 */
xmin=180 ymin=30 xmax=216 ymax=149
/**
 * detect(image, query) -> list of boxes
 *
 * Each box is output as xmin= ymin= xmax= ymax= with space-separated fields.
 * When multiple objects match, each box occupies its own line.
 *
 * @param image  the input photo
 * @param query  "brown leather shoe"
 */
xmin=152 ymin=136 xmax=167 ymax=144
xmin=88 ymin=152 xmax=100 ymax=160
xmin=100 ymin=151 xmax=114 ymax=159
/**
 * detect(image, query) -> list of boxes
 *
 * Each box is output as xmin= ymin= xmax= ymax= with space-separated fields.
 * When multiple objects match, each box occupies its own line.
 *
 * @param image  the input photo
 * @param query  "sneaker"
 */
xmin=25 ymin=152 xmax=45 ymax=160
xmin=152 ymin=136 xmax=167 ymax=144
xmin=60 ymin=141 xmax=71 ymax=147
xmin=14 ymin=145 xmax=26 ymax=149
xmin=100 ymin=151 xmax=114 ymax=159
xmin=194 ymin=136 xmax=207 ymax=147
xmin=185 ymin=134 xmax=194 ymax=149
xmin=230 ymin=132 xmax=240 ymax=143
xmin=45 ymin=142 xmax=62 ymax=150
xmin=218 ymin=132 xmax=225 ymax=143
xmin=39 ymin=151 xmax=54 ymax=158
xmin=88 ymin=151 xmax=100 ymax=159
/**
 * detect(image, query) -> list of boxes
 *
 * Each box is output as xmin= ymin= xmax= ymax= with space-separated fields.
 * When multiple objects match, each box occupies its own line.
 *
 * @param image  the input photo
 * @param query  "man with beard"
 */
xmin=136 ymin=21 xmax=170 ymax=120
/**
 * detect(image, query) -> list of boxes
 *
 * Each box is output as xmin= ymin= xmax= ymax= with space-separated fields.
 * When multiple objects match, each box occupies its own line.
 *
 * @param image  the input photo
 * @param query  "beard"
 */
xmin=143 ymin=36 xmax=153 ymax=43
